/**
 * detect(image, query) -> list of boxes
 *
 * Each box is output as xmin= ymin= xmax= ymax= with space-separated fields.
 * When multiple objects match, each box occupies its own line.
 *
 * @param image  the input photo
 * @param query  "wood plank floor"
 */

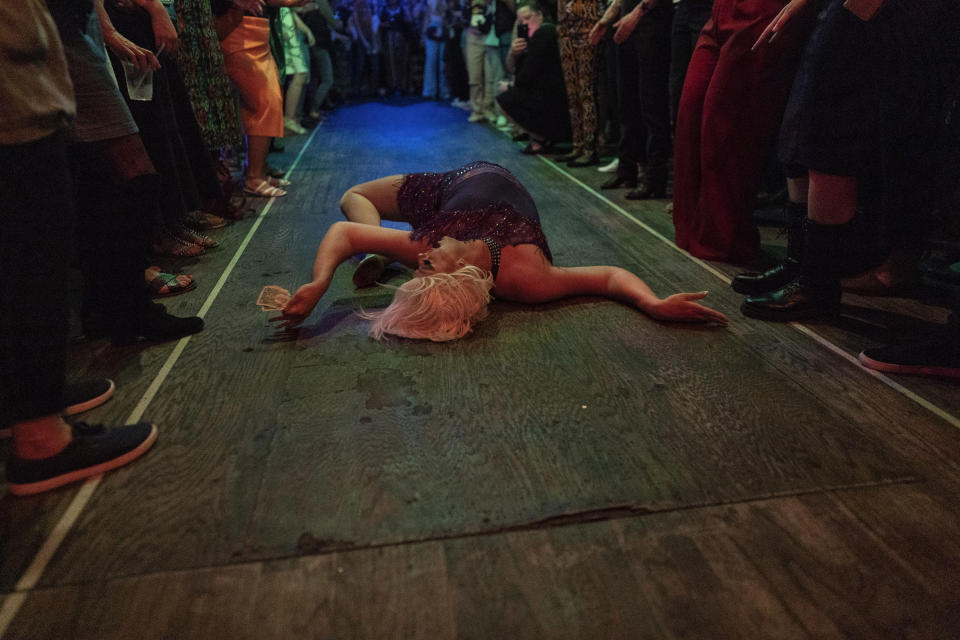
xmin=2 ymin=100 xmax=959 ymax=639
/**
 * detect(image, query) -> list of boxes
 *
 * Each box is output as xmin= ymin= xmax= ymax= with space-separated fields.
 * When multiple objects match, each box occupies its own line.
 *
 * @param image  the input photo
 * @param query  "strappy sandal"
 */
xmin=184 ymin=210 xmax=229 ymax=231
xmin=146 ymin=266 xmax=196 ymax=298
xmin=151 ymin=231 xmax=205 ymax=257
xmin=172 ymin=225 xmax=218 ymax=249
xmin=243 ymin=178 xmax=287 ymax=198
xmin=267 ymin=176 xmax=291 ymax=188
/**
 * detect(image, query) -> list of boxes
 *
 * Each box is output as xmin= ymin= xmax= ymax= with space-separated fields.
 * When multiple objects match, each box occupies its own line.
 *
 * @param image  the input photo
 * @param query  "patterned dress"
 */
xmin=174 ymin=0 xmax=242 ymax=149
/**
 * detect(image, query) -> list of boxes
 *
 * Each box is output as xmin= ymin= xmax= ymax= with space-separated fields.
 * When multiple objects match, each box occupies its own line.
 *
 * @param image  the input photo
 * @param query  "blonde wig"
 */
xmin=363 ymin=265 xmax=494 ymax=341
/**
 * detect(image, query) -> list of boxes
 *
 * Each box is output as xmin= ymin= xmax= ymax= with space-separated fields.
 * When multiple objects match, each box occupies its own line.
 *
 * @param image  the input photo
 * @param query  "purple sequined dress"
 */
xmin=397 ymin=161 xmax=553 ymax=264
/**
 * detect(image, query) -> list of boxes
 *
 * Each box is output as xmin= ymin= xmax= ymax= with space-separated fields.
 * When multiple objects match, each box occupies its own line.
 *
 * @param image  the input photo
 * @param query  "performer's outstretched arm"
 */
xmin=500 ymin=259 xmax=728 ymax=324
xmin=272 ymin=222 xmax=426 ymax=328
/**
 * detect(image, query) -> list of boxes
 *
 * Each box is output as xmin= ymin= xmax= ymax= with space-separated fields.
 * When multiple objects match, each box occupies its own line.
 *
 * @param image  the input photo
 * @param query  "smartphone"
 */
xmin=517 ymin=23 xmax=529 ymax=39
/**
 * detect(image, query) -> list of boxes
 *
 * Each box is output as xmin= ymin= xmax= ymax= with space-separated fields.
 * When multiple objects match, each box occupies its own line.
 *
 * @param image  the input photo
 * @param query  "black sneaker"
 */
xmin=65 ymin=378 xmax=115 ymax=415
xmin=85 ymin=302 xmax=204 ymax=343
xmin=859 ymin=337 xmax=960 ymax=379
xmin=6 ymin=422 xmax=157 ymax=496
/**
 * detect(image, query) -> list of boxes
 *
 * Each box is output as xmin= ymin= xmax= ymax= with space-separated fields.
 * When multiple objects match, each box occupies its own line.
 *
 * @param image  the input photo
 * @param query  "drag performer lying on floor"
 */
xmin=274 ymin=161 xmax=728 ymax=340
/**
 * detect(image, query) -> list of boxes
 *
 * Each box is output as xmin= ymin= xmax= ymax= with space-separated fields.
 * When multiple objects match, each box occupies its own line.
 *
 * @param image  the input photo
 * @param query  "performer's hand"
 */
xmin=588 ymin=20 xmax=607 ymax=47
xmin=648 ymin=292 xmax=728 ymax=325
xmin=752 ymin=0 xmax=810 ymax=50
xmin=270 ymin=282 xmax=327 ymax=330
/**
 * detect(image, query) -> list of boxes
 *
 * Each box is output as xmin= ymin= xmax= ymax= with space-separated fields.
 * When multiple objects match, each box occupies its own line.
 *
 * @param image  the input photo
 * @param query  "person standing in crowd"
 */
xmin=422 ymin=0 xmax=452 ymax=99
xmin=589 ymin=0 xmax=672 ymax=197
xmin=379 ymin=0 xmax=411 ymax=95
xmin=215 ymin=0 xmax=306 ymax=198
xmin=671 ymin=0 xmax=815 ymax=264
xmin=464 ymin=0 xmax=494 ymax=122
xmin=299 ymin=0 xmax=343 ymax=119
xmin=444 ymin=0 xmax=471 ymax=105
xmin=280 ymin=4 xmax=314 ymax=134
xmin=555 ymin=0 xmax=605 ymax=166
xmin=347 ymin=0 xmax=381 ymax=97
xmin=174 ymin=0 xmax=244 ymax=152
xmin=739 ymin=0 xmax=960 ymax=373
xmin=102 ymin=0 xmax=222 ymax=265
xmin=1 ymin=0 xmax=164 ymax=496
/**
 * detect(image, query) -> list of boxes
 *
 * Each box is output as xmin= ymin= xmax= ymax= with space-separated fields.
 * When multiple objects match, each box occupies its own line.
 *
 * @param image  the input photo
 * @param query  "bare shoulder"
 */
xmin=494 ymin=244 xmax=553 ymax=301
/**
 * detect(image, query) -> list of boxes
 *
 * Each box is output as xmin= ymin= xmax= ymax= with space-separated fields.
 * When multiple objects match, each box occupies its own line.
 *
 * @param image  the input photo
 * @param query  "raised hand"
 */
xmin=648 ymin=292 xmax=729 ymax=325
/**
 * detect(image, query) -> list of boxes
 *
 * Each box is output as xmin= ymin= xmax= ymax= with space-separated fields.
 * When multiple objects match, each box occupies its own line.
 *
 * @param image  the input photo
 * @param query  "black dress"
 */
xmin=496 ymin=23 xmax=571 ymax=143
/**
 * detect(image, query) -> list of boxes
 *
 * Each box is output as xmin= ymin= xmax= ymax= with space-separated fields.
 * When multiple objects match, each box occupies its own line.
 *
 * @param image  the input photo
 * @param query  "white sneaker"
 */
xmin=468 ymin=113 xmax=487 ymax=123
xmin=598 ymin=158 xmax=619 ymax=173
xmin=451 ymin=98 xmax=471 ymax=111
xmin=495 ymin=115 xmax=508 ymax=128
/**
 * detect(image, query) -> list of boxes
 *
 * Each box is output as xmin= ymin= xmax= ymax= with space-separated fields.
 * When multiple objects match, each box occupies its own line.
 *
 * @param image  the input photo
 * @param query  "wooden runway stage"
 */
xmin=2 ymin=101 xmax=960 ymax=639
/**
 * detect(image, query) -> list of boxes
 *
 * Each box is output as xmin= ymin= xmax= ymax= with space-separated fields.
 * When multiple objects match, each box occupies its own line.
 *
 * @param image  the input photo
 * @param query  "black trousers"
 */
xmin=0 ymin=133 xmax=73 ymax=424
xmin=617 ymin=2 xmax=673 ymax=185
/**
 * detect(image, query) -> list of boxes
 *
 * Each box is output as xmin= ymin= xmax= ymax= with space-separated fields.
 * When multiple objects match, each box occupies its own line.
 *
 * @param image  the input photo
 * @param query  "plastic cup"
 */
xmin=120 ymin=59 xmax=153 ymax=101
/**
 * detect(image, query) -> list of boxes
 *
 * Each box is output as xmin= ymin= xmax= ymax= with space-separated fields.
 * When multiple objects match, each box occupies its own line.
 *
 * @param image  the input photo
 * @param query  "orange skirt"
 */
xmin=220 ymin=17 xmax=283 ymax=138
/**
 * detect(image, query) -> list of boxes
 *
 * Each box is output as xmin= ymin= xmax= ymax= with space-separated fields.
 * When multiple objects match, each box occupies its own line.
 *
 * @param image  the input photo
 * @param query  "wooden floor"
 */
xmin=2 ymin=100 xmax=960 ymax=639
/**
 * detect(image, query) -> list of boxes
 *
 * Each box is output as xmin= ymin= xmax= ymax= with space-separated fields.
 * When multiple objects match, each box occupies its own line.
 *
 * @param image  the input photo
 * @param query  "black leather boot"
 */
xmin=741 ymin=220 xmax=850 ymax=321
xmin=732 ymin=201 xmax=807 ymax=295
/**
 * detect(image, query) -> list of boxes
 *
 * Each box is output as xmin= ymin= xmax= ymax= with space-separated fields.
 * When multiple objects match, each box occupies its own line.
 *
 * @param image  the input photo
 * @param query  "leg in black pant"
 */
xmin=0 ymin=134 xmax=72 ymax=428
xmin=602 ymin=34 xmax=644 ymax=190
xmin=626 ymin=2 xmax=673 ymax=199
xmin=2 ymin=132 xmax=158 ymax=496
xmin=70 ymin=135 xmax=204 ymax=342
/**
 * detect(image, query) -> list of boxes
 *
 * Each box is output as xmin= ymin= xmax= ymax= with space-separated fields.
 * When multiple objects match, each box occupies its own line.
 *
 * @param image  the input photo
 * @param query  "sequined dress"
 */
xmin=398 ymin=161 xmax=553 ymax=264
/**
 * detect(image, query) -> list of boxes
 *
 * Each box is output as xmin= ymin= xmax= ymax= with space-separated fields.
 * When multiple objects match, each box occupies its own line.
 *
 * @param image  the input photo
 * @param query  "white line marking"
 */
xmin=0 ymin=128 xmax=321 ymax=638
xmin=537 ymin=154 xmax=960 ymax=431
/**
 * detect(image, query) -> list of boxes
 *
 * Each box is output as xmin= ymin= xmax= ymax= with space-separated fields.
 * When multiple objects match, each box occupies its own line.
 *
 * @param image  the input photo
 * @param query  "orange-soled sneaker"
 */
xmin=65 ymin=379 xmax=115 ymax=416
xmin=859 ymin=336 xmax=960 ymax=379
xmin=6 ymin=422 xmax=157 ymax=496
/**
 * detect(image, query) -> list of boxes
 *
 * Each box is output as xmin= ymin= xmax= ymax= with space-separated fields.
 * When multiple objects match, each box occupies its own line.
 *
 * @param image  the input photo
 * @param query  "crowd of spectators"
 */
xmin=2 ymin=0 xmax=959 ymax=497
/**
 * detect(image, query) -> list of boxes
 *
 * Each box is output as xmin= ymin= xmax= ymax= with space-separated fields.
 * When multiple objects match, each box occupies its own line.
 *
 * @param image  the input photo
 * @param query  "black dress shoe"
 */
xmin=84 ymin=301 xmax=205 ymax=343
xmin=567 ymin=153 xmax=599 ymax=167
xmin=600 ymin=174 xmax=637 ymax=190
xmin=731 ymin=258 xmax=801 ymax=295
xmin=554 ymin=150 xmax=581 ymax=163
xmin=740 ymin=276 xmax=841 ymax=321
xmin=625 ymin=181 xmax=667 ymax=199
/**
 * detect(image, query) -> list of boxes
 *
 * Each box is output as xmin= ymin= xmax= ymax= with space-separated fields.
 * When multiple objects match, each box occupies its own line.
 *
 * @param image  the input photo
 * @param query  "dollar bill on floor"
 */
xmin=257 ymin=285 xmax=291 ymax=311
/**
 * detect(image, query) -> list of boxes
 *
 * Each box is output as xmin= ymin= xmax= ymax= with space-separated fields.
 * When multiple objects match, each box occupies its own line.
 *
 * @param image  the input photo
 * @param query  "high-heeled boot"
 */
xmin=732 ymin=201 xmax=807 ymax=295
xmin=740 ymin=219 xmax=851 ymax=321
